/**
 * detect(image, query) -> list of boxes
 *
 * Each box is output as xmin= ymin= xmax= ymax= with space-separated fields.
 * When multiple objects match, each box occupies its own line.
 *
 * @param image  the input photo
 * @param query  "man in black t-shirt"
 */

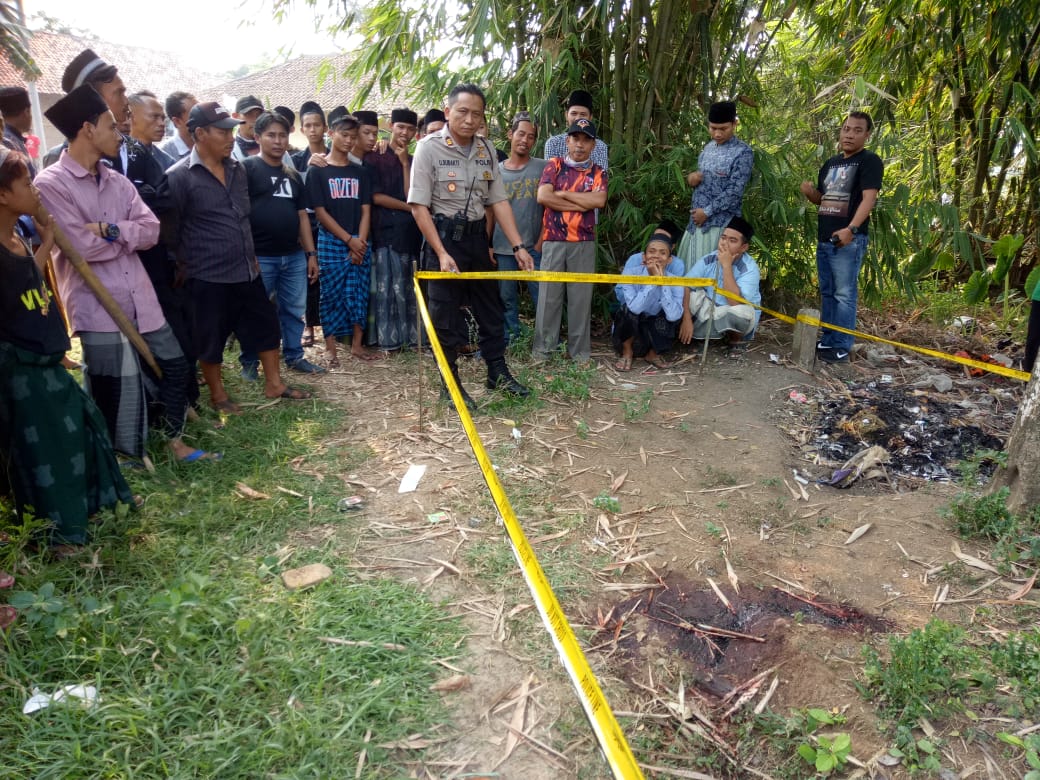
xmin=800 ymin=111 xmax=883 ymax=364
xmin=241 ymin=112 xmax=324 ymax=376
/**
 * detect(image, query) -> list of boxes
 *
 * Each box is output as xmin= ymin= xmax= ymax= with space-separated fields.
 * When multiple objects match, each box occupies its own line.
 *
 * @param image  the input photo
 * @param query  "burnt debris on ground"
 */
xmin=780 ymin=379 xmax=1016 ymax=483
xmin=597 ymin=577 xmax=888 ymax=700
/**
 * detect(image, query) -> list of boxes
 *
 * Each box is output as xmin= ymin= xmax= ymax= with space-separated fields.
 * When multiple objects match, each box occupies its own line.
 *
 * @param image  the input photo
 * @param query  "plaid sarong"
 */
xmin=318 ymin=228 xmax=370 ymax=338
xmin=0 ymin=341 xmax=132 ymax=544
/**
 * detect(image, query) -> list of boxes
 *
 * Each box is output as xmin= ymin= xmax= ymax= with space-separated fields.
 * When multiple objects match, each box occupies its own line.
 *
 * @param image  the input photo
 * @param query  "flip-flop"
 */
xmin=325 ymin=354 xmax=340 ymax=369
xmin=268 ymin=386 xmax=313 ymax=400
xmin=614 ymin=356 xmax=633 ymax=372
xmin=646 ymin=356 xmax=672 ymax=370
xmin=210 ymin=398 xmax=242 ymax=415
xmin=727 ymin=342 xmax=750 ymax=358
xmin=179 ymin=449 xmax=223 ymax=463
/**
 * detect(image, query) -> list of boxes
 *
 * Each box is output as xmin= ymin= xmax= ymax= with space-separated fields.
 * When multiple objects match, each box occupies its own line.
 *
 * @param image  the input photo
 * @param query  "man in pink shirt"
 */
xmin=35 ymin=85 xmax=212 ymax=464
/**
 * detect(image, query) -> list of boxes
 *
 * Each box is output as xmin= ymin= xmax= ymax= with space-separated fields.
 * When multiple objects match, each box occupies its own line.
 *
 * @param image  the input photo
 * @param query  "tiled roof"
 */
xmin=203 ymin=53 xmax=417 ymax=119
xmin=0 ymin=30 xmax=219 ymax=98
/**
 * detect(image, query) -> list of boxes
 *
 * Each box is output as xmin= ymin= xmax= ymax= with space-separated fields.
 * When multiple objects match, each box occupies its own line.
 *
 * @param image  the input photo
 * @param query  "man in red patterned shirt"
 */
xmin=533 ymin=117 xmax=607 ymax=363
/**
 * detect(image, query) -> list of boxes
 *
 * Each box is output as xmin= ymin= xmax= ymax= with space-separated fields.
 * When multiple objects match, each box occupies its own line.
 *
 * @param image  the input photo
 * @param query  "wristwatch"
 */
xmin=305 ymin=250 xmax=318 ymax=257
xmin=847 ymin=225 xmax=860 ymax=235
xmin=512 ymin=243 xmax=527 ymax=253
xmin=100 ymin=222 xmax=120 ymax=241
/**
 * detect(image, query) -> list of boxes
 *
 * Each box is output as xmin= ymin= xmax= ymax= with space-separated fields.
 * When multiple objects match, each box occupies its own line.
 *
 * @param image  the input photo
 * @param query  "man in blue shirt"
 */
xmin=677 ymin=101 xmax=753 ymax=273
xmin=612 ymin=231 xmax=685 ymax=371
xmin=679 ymin=216 xmax=761 ymax=350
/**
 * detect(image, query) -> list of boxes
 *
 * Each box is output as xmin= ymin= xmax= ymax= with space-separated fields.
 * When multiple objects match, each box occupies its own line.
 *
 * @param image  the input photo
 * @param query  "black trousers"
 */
xmin=422 ymin=232 xmax=505 ymax=363
xmin=611 ymin=306 xmax=678 ymax=357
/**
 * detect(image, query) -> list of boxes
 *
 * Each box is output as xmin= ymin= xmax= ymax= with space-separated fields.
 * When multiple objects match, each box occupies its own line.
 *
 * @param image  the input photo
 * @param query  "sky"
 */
xmin=24 ymin=0 xmax=346 ymax=74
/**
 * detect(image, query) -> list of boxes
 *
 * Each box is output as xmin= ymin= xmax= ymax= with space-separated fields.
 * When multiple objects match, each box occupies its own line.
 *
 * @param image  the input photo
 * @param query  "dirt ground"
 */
xmin=294 ymin=318 xmax=1030 ymax=780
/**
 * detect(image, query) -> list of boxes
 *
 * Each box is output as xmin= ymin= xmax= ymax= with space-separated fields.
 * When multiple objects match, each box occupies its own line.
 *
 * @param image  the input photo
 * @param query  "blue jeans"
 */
xmin=494 ymin=249 xmax=541 ymax=344
xmin=816 ymin=234 xmax=867 ymax=352
xmin=240 ymin=251 xmax=308 ymax=365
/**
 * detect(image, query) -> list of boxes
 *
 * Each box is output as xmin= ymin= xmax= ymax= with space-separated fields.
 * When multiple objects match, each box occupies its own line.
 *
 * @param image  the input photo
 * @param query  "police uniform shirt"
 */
xmin=408 ymin=127 xmax=507 ymax=220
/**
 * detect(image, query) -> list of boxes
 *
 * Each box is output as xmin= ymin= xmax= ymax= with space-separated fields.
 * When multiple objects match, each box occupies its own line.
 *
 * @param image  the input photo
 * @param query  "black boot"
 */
xmin=440 ymin=358 xmax=477 ymax=412
xmin=486 ymin=357 xmax=530 ymax=397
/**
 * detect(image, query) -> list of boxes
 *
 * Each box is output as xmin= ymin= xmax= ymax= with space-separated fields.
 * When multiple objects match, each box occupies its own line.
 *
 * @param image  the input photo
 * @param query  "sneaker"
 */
xmin=240 ymin=361 xmax=259 ymax=382
xmin=815 ymin=342 xmax=832 ymax=352
xmin=818 ymin=349 xmax=849 ymax=364
xmin=288 ymin=358 xmax=327 ymax=374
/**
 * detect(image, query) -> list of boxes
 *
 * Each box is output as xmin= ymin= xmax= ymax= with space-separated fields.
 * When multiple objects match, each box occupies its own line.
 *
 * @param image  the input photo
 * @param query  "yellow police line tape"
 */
xmin=412 ymin=278 xmax=646 ymax=780
xmin=416 ymin=269 xmax=1032 ymax=382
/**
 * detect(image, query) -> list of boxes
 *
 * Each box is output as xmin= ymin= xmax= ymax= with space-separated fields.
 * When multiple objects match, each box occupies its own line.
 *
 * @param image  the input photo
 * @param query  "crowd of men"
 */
xmin=2 ymin=45 xmax=894 ymax=439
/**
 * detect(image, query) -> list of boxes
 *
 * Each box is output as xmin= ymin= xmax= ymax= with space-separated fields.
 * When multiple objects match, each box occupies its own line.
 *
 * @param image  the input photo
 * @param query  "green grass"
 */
xmin=942 ymin=486 xmax=1040 ymax=573
xmin=0 ymin=397 xmax=462 ymax=778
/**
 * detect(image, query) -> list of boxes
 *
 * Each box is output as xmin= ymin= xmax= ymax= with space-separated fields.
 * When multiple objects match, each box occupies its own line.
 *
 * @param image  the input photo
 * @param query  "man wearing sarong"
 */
xmin=35 ymin=85 xmax=206 ymax=463
xmin=612 ymin=230 xmax=685 ymax=371
xmin=678 ymin=216 xmax=761 ymax=353
xmin=366 ymin=107 xmax=420 ymax=351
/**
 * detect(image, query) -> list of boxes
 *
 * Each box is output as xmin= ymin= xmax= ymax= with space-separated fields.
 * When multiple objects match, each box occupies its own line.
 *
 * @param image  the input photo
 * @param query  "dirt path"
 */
xmin=296 ymin=320 xmax=1025 ymax=779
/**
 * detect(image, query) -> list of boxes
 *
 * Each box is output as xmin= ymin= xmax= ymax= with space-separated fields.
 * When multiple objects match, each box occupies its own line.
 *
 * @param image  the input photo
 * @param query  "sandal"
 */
xmin=645 ymin=355 xmax=671 ymax=370
xmin=614 ymin=356 xmax=633 ymax=372
xmin=178 ymin=449 xmax=223 ymax=463
xmin=210 ymin=397 xmax=242 ymax=415
xmin=325 ymin=354 xmax=340 ymax=369
xmin=726 ymin=341 xmax=750 ymax=358
xmin=267 ymin=386 xmax=313 ymax=401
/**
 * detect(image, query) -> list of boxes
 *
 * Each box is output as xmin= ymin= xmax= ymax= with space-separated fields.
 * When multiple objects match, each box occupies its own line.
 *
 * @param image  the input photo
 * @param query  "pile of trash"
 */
xmin=782 ymin=380 xmax=1015 ymax=483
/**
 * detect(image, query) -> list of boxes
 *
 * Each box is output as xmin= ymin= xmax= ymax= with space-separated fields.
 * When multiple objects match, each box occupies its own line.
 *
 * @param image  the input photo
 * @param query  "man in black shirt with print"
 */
xmin=800 ymin=111 xmax=883 ymax=364
xmin=240 ymin=111 xmax=324 ymax=377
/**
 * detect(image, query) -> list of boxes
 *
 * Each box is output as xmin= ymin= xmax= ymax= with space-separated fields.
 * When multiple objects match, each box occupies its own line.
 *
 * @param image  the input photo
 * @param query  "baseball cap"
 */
xmin=188 ymin=102 xmax=243 ymax=131
xmin=234 ymin=95 xmax=264 ymax=114
xmin=566 ymin=118 xmax=597 ymax=139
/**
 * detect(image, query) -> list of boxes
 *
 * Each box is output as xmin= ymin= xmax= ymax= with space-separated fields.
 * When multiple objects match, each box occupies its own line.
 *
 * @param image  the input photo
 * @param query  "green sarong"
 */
xmin=0 ymin=341 xmax=132 ymax=545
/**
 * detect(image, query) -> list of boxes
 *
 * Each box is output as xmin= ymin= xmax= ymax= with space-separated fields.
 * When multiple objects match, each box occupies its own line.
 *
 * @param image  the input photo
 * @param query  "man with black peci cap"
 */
xmin=677 ymin=100 xmax=753 ymax=274
xmin=36 ymin=85 xmax=202 ymax=462
xmin=407 ymin=83 xmax=534 ymax=410
xmin=417 ymin=109 xmax=445 ymax=140
xmin=166 ymin=101 xmax=312 ymax=413
xmin=231 ymin=94 xmax=264 ymax=161
xmin=292 ymin=101 xmax=329 ymax=173
xmin=352 ymin=110 xmax=379 ymax=163
xmin=42 ymin=49 xmax=129 ymax=171
xmin=679 ymin=215 xmax=761 ymax=352
xmin=292 ymin=100 xmax=329 ymax=346
xmin=366 ymin=107 xmax=420 ymax=351
xmin=543 ymin=90 xmax=609 ymax=171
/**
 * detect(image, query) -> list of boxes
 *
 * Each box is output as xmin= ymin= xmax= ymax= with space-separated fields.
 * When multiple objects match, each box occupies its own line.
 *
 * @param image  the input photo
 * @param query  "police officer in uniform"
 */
xmin=408 ymin=83 xmax=534 ymax=410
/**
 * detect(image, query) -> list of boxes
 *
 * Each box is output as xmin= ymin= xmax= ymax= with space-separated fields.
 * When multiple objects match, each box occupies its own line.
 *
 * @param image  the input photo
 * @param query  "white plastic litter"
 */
xmin=397 ymin=463 xmax=427 ymax=493
xmin=23 ymin=684 xmax=100 ymax=715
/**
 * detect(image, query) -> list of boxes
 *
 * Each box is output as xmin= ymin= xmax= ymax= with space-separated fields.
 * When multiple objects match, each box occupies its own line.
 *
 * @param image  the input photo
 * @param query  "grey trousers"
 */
xmin=533 ymin=240 xmax=595 ymax=362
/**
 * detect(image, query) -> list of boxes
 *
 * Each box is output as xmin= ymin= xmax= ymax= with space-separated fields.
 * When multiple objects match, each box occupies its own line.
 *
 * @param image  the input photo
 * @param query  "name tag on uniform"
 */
xmin=447 ymin=171 xmax=456 ymax=177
